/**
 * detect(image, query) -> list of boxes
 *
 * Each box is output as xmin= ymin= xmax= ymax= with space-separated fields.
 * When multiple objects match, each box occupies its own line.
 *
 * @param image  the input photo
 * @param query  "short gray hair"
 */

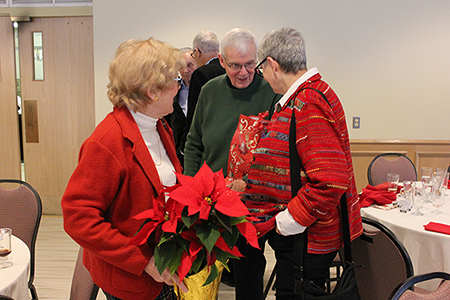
xmin=180 ymin=47 xmax=193 ymax=55
xmin=221 ymin=28 xmax=257 ymax=58
xmin=258 ymin=27 xmax=307 ymax=74
xmin=192 ymin=31 xmax=220 ymax=53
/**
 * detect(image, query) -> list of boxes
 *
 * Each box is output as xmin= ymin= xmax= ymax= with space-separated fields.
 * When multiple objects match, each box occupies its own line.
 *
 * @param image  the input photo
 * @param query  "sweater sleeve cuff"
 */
xmin=275 ymin=208 xmax=307 ymax=236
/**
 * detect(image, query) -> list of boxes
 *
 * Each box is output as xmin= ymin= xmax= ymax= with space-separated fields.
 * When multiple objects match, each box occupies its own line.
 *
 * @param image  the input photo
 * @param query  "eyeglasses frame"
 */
xmin=222 ymin=56 xmax=258 ymax=72
xmin=190 ymin=48 xmax=202 ymax=59
xmin=254 ymin=57 xmax=267 ymax=77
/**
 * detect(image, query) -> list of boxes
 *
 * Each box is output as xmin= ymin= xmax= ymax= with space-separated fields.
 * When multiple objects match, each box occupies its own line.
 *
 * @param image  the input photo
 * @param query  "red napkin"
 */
xmin=424 ymin=222 xmax=450 ymax=235
xmin=359 ymin=184 xmax=397 ymax=208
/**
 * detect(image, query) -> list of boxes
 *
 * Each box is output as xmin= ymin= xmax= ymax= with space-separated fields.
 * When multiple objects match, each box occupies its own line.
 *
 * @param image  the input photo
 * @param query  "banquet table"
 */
xmin=0 ymin=235 xmax=30 ymax=300
xmin=361 ymin=187 xmax=450 ymax=290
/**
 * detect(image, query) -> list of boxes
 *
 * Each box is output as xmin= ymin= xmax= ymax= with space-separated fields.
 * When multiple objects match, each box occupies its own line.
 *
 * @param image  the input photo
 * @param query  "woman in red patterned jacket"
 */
xmin=231 ymin=28 xmax=363 ymax=300
xmin=62 ymin=38 xmax=188 ymax=300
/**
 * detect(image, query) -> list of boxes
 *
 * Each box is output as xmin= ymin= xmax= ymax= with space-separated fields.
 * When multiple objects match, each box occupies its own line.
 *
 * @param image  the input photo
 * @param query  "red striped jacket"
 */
xmin=244 ymin=72 xmax=362 ymax=254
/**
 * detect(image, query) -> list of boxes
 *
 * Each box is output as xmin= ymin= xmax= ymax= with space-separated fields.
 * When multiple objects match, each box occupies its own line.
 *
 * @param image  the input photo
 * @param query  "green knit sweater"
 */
xmin=184 ymin=74 xmax=280 ymax=177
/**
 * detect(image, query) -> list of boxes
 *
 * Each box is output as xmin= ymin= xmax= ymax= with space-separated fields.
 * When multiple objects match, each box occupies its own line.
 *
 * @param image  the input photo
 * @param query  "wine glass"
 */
xmin=411 ymin=187 xmax=424 ymax=216
xmin=0 ymin=228 xmax=13 ymax=269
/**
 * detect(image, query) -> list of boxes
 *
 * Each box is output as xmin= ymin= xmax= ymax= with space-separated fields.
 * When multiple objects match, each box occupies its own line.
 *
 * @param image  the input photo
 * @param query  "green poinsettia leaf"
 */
xmin=214 ymin=208 xmax=232 ymax=232
xmin=175 ymin=234 xmax=191 ymax=253
xmin=221 ymin=225 xmax=240 ymax=249
xmin=195 ymin=223 xmax=220 ymax=254
xmin=154 ymin=239 xmax=177 ymax=274
xmin=230 ymin=216 xmax=247 ymax=226
xmin=212 ymin=248 xmax=234 ymax=273
xmin=158 ymin=232 xmax=175 ymax=246
xmin=190 ymin=249 xmax=206 ymax=274
xmin=203 ymin=263 xmax=219 ymax=287
xmin=168 ymin=247 xmax=183 ymax=275
xmin=181 ymin=207 xmax=199 ymax=228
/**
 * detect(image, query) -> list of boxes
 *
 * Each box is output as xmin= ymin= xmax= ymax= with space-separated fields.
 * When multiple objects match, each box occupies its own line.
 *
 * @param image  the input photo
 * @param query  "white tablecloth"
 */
xmin=0 ymin=235 xmax=30 ymax=300
xmin=361 ymin=189 xmax=450 ymax=290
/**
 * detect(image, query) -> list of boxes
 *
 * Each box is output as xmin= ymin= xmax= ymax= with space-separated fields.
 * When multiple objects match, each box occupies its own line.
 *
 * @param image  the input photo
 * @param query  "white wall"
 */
xmin=93 ymin=0 xmax=450 ymax=140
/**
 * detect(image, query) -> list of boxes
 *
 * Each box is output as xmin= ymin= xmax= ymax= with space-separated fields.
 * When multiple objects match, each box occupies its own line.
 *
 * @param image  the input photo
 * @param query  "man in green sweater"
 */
xmin=184 ymin=28 xmax=280 ymax=180
xmin=183 ymin=27 xmax=281 ymax=295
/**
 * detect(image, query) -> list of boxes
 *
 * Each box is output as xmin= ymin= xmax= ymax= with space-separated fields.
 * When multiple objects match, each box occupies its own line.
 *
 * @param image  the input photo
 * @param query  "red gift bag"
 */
xmin=226 ymin=112 xmax=270 ymax=181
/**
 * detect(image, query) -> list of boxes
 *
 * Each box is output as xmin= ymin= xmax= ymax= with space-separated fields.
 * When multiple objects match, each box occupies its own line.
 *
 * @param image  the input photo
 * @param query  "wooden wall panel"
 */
xmin=350 ymin=140 xmax=450 ymax=193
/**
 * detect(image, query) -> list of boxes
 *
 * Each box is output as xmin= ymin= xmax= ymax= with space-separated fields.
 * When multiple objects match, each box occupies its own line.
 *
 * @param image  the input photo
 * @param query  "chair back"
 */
xmin=70 ymin=247 xmax=99 ymax=300
xmin=367 ymin=153 xmax=417 ymax=186
xmin=390 ymin=271 xmax=450 ymax=300
xmin=353 ymin=217 xmax=414 ymax=300
xmin=0 ymin=179 xmax=42 ymax=299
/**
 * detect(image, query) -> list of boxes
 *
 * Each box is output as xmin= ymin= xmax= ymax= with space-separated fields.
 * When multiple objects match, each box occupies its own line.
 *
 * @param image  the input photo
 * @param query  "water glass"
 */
xmin=387 ymin=173 xmax=400 ymax=193
xmin=0 ymin=228 xmax=13 ymax=269
xmin=442 ymin=170 xmax=449 ymax=201
xmin=431 ymin=177 xmax=445 ymax=215
xmin=421 ymin=175 xmax=434 ymax=203
xmin=400 ymin=181 xmax=415 ymax=205
xmin=430 ymin=171 xmax=446 ymax=214
xmin=421 ymin=167 xmax=433 ymax=178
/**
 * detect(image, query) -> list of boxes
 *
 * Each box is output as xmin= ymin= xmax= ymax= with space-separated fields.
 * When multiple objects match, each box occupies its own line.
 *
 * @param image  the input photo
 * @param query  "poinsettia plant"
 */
xmin=129 ymin=163 xmax=260 ymax=286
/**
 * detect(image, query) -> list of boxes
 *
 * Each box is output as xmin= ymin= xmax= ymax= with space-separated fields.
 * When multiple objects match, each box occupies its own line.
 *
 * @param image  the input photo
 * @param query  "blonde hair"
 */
xmin=107 ymin=38 xmax=185 ymax=110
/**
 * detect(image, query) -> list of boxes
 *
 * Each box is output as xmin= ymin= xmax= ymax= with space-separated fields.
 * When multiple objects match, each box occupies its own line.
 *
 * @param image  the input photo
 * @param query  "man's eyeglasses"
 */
xmin=223 ymin=56 xmax=257 ymax=72
xmin=191 ymin=48 xmax=201 ymax=59
xmin=254 ymin=57 xmax=267 ymax=77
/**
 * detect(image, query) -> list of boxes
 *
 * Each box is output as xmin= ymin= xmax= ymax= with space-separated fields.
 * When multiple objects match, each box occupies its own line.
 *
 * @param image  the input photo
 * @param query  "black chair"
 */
xmin=389 ymin=271 xmax=450 ymax=300
xmin=353 ymin=217 xmax=414 ymax=300
xmin=0 ymin=295 xmax=15 ymax=300
xmin=69 ymin=247 xmax=99 ymax=300
xmin=0 ymin=179 xmax=42 ymax=300
xmin=367 ymin=153 xmax=417 ymax=186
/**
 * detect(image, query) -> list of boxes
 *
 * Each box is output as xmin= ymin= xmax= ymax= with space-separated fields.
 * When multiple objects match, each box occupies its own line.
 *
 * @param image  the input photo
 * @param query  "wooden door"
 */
xmin=0 ymin=16 xmax=21 ymax=179
xmin=18 ymin=17 xmax=95 ymax=214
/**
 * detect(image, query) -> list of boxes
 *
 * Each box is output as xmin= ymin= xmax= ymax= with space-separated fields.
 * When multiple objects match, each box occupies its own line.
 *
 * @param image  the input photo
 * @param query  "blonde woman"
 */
xmin=62 ymin=38 xmax=188 ymax=300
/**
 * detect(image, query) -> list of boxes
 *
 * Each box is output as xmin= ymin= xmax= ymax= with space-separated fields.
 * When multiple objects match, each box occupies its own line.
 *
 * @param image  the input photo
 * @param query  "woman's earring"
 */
xmin=155 ymin=97 xmax=158 ymax=102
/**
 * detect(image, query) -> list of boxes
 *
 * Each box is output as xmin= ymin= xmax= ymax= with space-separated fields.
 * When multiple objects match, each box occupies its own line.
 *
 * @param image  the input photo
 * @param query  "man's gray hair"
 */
xmin=221 ymin=28 xmax=257 ymax=58
xmin=180 ymin=47 xmax=193 ymax=54
xmin=258 ymin=27 xmax=307 ymax=73
xmin=192 ymin=31 xmax=220 ymax=53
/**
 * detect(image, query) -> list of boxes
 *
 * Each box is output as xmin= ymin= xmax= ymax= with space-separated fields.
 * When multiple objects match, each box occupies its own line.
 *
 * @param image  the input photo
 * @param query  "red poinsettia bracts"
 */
xmin=129 ymin=163 xmax=260 ymax=286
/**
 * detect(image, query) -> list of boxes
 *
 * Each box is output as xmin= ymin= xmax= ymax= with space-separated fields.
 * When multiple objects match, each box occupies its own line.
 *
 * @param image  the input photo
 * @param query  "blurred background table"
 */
xmin=0 ymin=235 xmax=30 ymax=300
xmin=361 ymin=188 xmax=450 ymax=290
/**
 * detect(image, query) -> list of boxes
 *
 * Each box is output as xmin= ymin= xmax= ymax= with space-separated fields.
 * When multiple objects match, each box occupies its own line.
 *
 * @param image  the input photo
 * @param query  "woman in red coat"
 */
xmin=62 ymin=38 xmax=188 ymax=300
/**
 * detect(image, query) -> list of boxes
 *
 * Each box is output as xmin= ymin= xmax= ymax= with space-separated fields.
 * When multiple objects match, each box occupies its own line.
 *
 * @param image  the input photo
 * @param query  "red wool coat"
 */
xmin=62 ymin=106 xmax=182 ymax=300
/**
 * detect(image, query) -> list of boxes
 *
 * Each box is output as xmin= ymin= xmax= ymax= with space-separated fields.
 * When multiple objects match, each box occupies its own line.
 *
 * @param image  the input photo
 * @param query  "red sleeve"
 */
xmin=287 ymin=100 xmax=349 ymax=227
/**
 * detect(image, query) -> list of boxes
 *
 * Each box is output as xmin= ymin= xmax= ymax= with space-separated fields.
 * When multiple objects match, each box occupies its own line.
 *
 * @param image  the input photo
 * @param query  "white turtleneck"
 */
xmin=129 ymin=108 xmax=176 ymax=189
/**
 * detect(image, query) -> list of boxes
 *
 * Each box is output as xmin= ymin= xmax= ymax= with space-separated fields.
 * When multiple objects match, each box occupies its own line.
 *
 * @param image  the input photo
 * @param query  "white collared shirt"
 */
xmin=276 ymin=67 xmax=319 ymax=109
xmin=275 ymin=67 xmax=319 ymax=236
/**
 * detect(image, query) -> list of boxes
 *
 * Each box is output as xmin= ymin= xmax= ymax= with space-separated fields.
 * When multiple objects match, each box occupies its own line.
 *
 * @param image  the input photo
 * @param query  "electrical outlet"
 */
xmin=353 ymin=117 xmax=360 ymax=129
